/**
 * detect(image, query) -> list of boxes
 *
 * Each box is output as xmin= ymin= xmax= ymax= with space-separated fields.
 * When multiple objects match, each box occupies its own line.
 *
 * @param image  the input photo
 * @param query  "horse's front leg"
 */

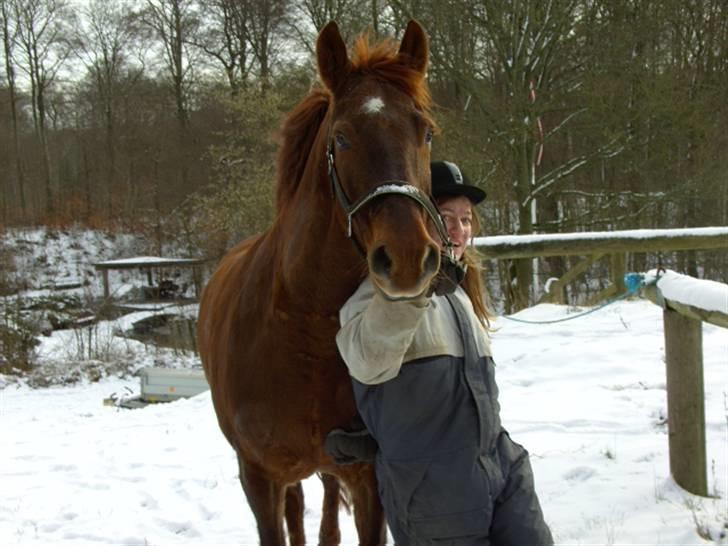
xmin=284 ymin=482 xmax=305 ymax=545
xmin=237 ymin=456 xmax=288 ymax=545
xmin=319 ymin=473 xmax=342 ymax=545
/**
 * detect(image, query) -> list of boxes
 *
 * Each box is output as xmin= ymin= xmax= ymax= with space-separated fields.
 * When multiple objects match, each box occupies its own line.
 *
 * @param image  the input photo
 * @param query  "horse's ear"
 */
xmin=317 ymin=21 xmax=351 ymax=93
xmin=398 ymin=20 xmax=428 ymax=77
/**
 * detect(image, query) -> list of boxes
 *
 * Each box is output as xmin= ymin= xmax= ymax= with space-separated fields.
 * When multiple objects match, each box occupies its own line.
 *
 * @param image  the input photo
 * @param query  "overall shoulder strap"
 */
xmin=444 ymin=294 xmax=497 ymax=456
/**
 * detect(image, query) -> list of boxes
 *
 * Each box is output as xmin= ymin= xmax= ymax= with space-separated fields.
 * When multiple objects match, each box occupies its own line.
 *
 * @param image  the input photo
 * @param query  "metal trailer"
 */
xmin=108 ymin=367 xmax=209 ymax=409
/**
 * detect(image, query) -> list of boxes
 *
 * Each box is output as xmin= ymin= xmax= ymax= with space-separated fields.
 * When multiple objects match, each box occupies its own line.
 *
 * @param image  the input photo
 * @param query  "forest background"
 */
xmin=1 ymin=0 xmax=726 ymax=312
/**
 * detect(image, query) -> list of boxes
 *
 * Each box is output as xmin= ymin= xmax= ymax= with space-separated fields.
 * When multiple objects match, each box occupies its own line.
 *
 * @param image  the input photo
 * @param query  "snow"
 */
xmin=95 ymin=257 xmax=204 ymax=267
xmin=2 ymin=227 xmax=727 ymax=545
xmin=113 ymin=302 xmax=189 ymax=313
xmin=113 ymin=304 xmax=199 ymax=335
xmin=647 ymin=269 xmax=728 ymax=315
xmin=1 ymin=299 xmax=727 ymax=545
xmin=474 ymin=226 xmax=728 ymax=247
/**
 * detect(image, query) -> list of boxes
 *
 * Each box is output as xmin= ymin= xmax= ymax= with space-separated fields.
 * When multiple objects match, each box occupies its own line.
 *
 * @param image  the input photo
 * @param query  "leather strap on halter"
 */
xmin=326 ymin=142 xmax=455 ymax=257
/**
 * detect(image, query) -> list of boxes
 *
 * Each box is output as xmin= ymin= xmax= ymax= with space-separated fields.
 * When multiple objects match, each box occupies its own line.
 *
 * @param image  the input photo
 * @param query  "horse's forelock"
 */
xmin=350 ymin=34 xmax=434 ymax=117
xmin=275 ymin=89 xmax=331 ymax=211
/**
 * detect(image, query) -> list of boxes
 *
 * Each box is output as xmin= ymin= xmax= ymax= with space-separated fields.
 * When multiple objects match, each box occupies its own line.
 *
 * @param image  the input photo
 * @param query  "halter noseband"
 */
xmin=326 ymin=142 xmax=455 ymax=257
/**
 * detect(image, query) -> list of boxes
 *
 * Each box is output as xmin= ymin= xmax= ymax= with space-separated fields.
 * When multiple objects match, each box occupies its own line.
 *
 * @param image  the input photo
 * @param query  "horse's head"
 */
xmin=316 ymin=20 xmax=442 ymax=300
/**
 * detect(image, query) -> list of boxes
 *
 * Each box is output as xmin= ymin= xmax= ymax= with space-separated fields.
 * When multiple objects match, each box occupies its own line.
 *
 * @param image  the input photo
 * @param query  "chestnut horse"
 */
xmin=198 ymin=20 xmax=442 ymax=544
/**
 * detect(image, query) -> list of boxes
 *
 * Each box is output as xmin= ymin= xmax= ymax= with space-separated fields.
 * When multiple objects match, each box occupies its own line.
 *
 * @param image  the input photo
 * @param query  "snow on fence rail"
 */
xmin=638 ymin=269 xmax=728 ymax=497
xmin=642 ymin=269 xmax=728 ymax=328
xmin=473 ymin=226 xmax=728 ymax=259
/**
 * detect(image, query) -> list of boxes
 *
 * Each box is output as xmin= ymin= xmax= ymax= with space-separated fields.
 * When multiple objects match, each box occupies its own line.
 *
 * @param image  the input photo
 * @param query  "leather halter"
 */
xmin=326 ymin=142 xmax=455 ymax=258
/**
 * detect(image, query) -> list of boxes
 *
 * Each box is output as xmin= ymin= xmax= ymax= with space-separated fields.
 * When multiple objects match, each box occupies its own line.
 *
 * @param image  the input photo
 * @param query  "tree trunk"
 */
xmin=37 ymin=92 xmax=54 ymax=216
xmin=105 ymin=101 xmax=116 ymax=218
xmin=514 ymin=135 xmax=534 ymax=310
xmin=82 ymin=140 xmax=92 ymax=222
xmin=1 ymin=2 xmax=26 ymax=220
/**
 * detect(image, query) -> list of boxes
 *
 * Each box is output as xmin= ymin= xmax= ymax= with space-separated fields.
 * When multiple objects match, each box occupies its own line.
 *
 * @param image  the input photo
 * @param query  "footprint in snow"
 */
xmin=563 ymin=466 xmax=597 ymax=481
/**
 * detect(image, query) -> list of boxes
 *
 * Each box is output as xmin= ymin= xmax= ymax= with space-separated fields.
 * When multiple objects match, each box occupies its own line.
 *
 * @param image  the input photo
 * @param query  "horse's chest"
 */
xmin=235 ymin=313 xmax=350 ymax=402
xmin=231 ymin=345 xmax=355 ymax=468
xmin=255 ymin=310 xmax=339 ymax=362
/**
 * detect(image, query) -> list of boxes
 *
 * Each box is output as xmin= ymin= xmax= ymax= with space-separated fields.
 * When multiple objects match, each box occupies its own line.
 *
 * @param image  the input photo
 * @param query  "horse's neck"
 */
xmin=273 ymin=149 xmax=365 ymax=313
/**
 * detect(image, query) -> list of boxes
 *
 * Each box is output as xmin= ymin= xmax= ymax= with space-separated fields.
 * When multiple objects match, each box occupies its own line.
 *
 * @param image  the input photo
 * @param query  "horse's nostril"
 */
xmin=423 ymin=244 xmax=440 ymax=276
xmin=370 ymin=245 xmax=393 ymax=277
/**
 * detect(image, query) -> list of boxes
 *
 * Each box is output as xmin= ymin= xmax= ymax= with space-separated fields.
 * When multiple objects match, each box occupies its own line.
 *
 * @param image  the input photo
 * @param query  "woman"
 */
xmin=330 ymin=161 xmax=553 ymax=545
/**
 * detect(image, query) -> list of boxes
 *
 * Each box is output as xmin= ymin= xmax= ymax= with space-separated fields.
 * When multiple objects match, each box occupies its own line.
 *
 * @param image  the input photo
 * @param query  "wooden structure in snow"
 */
xmin=94 ymin=256 xmax=206 ymax=301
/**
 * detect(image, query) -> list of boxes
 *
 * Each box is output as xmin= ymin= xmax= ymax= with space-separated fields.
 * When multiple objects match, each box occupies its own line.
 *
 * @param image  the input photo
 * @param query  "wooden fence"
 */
xmin=474 ymin=227 xmax=728 ymax=497
xmin=641 ymin=270 xmax=728 ymax=496
xmin=474 ymin=226 xmax=728 ymax=305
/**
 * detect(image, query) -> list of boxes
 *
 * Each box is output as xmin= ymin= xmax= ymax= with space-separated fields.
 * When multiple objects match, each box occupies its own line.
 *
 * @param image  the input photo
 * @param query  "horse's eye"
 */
xmin=424 ymin=127 xmax=433 ymax=145
xmin=335 ymin=133 xmax=350 ymax=150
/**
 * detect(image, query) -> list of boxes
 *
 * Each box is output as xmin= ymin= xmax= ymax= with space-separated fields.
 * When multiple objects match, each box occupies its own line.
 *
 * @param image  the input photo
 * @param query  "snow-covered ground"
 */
xmin=0 ymin=299 xmax=726 ymax=545
xmin=1 ymin=227 xmax=727 ymax=544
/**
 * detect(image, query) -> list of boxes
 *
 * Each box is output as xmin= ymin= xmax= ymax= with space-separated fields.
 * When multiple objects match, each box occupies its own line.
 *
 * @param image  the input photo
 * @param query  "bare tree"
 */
xmin=12 ymin=0 xmax=75 ymax=216
xmin=468 ymin=0 xmax=584 ymax=308
xmin=140 ymin=0 xmax=199 ymax=131
xmin=191 ymin=0 xmax=292 ymax=94
xmin=663 ymin=0 xmax=728 ymax=276
xmin=239 ymin=0 xmax=288 ymax=91
xmin=137 ymin=0 xmax=204 ymax=207
xmin=193 ymin=0 xmax=253 ymax=94
xmin=76 ymin=0 xmax=137 ymax=217
xmin=0 ymin=0 xmax=26 ymax=220
xmin=289 ymin=0 xmax=379 ymax=54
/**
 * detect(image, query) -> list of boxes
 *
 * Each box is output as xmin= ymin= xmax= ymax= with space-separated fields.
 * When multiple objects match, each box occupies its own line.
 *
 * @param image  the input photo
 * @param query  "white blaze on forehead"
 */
xmin=361 ymin=96 xmax=385 ymax=114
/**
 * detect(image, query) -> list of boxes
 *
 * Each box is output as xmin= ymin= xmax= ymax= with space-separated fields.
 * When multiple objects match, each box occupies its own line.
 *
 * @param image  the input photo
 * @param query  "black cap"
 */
xmin=430 ymin=161 xmax=486 ymax=204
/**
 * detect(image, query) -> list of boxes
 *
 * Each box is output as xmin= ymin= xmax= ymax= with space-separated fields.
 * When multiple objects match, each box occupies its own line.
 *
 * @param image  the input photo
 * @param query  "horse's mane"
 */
xmin=275 ymin=89 xmax=330 ymax=212
xmin=275 ymin=32 xmax=434 ymax=212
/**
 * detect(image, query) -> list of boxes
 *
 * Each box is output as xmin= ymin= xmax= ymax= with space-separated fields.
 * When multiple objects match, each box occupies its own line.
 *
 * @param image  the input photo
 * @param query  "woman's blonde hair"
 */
xmin=462 ymin=250 xmax=493 ymax=329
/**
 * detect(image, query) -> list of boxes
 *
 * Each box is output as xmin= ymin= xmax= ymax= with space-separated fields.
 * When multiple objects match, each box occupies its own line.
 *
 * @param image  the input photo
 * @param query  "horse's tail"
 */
xmin=317 ymin=472 xmax=351 ymax=515
xmin=337 ymin=477 xmax=352 ymax=515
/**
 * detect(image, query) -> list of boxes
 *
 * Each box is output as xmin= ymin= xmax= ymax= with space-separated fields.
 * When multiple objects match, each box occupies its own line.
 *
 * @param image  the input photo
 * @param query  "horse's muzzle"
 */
xmin=368 ymin=240 xmax=440 ymax=300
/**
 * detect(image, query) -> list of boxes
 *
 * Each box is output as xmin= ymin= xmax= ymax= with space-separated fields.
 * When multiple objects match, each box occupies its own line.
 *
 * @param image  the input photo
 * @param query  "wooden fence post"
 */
xmin=663 ymin=308 xmax=707 ymax=496
xmin=102 ymin=270 xmax=110 ymax=299
xmin=611 ymin=253 xmax=626 ymax=293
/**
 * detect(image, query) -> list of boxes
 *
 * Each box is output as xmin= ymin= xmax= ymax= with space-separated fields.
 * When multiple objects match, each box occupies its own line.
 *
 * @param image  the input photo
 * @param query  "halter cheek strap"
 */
xmin=326 ymin=142 xmax=455 ymax=258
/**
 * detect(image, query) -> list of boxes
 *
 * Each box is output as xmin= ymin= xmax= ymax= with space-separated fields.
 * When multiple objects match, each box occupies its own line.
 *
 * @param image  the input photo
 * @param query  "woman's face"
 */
xmin=437 ymin=195 xmax=473 ymax=261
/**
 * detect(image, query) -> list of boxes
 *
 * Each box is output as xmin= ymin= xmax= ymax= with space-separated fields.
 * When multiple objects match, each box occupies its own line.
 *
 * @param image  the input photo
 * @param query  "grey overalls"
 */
xmin=347 ymin=292 xmax=553 ymax=545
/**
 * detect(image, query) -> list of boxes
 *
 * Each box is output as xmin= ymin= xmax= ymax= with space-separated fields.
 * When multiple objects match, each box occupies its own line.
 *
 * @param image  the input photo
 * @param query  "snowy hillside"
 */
xmin=1 ymin=227 xmax=142 ymax=296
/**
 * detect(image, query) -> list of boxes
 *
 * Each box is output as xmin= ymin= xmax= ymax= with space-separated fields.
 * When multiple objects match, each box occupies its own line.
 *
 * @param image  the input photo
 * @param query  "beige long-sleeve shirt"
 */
xmin=336 ymin=278 xmax=493 ymax=385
